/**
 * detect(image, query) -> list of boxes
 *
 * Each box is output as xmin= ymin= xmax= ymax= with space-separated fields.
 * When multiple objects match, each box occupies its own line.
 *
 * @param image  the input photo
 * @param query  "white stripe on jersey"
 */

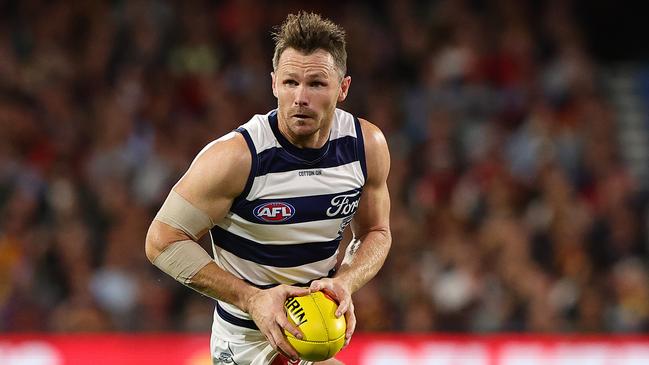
xmin=246 ymin=161 xmax=365 ymax=200
xmin=218 ymin=213 xmax=345 ymax=245
xmin=329 ymin=109 xmax=358 ymax=140
xmin=217 ymin=247 xmax=337 ymax=286
xmin=241 ymin=114 xmax=279 ymax=154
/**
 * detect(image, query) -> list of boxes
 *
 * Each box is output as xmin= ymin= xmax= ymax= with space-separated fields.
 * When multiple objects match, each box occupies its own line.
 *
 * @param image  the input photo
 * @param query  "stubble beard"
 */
xmin=279 ymin=109 xmax=335 ymax=148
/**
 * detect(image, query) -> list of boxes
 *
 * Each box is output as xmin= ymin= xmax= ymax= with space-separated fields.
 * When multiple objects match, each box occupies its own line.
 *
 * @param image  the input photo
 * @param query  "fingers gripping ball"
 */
xmin=284 ymin=291 xmax=346 ymax=361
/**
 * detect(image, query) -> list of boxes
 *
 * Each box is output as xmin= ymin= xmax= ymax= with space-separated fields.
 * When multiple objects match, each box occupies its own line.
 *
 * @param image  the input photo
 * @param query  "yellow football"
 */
xmin=284 ymin=291 xmax=346 ymax=361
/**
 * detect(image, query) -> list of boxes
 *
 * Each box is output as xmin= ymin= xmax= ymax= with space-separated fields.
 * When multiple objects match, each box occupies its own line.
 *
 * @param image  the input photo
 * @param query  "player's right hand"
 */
xmin=246 ymin=284 xmax=310 ymax=361
xmin=309 ymin=277 xmax=356 ymax=348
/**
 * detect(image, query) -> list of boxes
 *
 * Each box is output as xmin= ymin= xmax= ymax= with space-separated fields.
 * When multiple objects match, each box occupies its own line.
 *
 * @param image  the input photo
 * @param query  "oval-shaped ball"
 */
xmin=284 ymin=291 xmax=346 ymax=361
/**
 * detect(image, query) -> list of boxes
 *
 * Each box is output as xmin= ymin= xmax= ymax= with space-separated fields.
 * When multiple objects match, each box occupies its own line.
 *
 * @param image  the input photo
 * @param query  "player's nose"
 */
xmin=293 ymin=85 xmax=309 ymax=106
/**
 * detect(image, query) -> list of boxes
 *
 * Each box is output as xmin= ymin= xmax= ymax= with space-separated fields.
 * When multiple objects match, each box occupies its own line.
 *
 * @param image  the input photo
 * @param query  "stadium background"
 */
xmin=2 ymin=0 xmax=649 ymax=363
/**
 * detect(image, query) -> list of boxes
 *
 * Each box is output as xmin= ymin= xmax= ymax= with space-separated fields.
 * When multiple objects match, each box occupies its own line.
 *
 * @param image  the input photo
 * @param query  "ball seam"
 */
xmin=285 ymin=333 xmax=345 ymax=344
xmin=311 ymin=293 xmax=332 ymax=358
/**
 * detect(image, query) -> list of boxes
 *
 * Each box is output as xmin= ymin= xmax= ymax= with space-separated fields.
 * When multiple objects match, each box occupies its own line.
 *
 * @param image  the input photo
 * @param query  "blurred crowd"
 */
xmin=1 ymin=0 xmax=649 ymax=334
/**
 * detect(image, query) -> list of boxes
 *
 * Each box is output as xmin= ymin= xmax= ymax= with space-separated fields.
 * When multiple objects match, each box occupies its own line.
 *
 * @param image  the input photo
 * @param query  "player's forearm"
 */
xmin=187 ymin=261 xmax=260 ymax=312
xmin=145 ymin=222 xmax=260 ymax=312
xmin=335 ymin=228 xmax=391 ymax=293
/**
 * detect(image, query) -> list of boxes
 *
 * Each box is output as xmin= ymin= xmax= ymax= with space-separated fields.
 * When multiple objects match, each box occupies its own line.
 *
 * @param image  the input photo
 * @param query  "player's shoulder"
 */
xmin=194 ymin=131 xmax=250 ymax=167
xmin=358 ymin=118 xmax=388 ymax=153
xmin=194 ymin=111 xmax=274 ymax=167
xmin=181 ymin=131 xmax=251 ymax=199
xmin=357 ymin=117 xmax=390 ymax=183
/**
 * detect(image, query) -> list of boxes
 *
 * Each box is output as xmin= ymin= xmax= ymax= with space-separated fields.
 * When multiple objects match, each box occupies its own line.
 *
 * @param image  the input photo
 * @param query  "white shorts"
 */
xmin=210 ymin=305 xmax=314 ymax=365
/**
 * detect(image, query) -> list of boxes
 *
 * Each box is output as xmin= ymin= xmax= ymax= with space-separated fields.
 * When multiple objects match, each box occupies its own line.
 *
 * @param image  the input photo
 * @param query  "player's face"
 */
xmin=272 ymin=48 xmax=351 ymax=145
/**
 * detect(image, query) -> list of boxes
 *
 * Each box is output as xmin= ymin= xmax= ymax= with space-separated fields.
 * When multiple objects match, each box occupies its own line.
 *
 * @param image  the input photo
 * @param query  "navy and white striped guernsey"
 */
xmin=210 ymin=108 xmax=367 ymax=329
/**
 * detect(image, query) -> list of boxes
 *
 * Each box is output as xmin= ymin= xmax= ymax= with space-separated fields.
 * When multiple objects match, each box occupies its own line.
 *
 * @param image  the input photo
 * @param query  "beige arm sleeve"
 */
xmin=152 ymin=240 xmax=213 ymax=284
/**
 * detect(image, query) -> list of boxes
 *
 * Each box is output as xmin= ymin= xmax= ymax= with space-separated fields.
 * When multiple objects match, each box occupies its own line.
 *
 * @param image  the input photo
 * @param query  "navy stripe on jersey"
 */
xmin=217 ymin=303 xmax=258 ymax=329
xmin=256 ymin=135 xmax=359 ymax=176
xmin=211 ymin=226 xmax=340 ymax=267
xmin=233 ymin=127 xmax=258 ymax=205
xmin=230 ymin=187 xmax=362 ymax=224
xmin=353 ymin=117 xmax=368 ymax=181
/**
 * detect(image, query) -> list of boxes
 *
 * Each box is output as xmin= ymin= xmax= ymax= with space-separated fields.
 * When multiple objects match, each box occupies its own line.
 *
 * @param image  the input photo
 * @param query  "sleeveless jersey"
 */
xmin=210 ymin=108 xmax=367 ymax=327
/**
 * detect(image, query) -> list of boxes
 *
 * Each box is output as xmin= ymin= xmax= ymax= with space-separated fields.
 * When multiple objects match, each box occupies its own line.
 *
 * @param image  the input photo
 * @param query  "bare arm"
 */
xmin=338 ymin=119 xmax=391 ymax=291
xmin=310 ymin=118 xmax=391 ymax=345
xmin=144 ymin=132 xmax=259 ymax=309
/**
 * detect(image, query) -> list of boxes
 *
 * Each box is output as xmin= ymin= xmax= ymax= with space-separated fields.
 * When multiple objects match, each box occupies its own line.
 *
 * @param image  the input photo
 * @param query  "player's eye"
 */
xmin=284 ymin=79 xmax=298 ymax=86
xmin=310 ymin=81 xmax=326 ymax=87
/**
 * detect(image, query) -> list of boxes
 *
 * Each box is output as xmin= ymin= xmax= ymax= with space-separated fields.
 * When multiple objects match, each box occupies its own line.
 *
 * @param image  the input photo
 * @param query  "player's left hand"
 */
xmin=309 ymin=278 xmax=356 ymax=347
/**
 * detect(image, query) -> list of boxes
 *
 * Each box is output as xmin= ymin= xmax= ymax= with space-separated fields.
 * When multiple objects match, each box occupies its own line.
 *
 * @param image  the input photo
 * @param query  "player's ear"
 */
xmin=271 ymin=72 xmax=278 ymax=98
xmin=337 ymin=76 xmax=351 ymax=102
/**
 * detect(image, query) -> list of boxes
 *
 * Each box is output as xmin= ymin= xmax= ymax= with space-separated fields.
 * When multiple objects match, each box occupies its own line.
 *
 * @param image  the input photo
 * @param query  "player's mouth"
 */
xmin=293 ymin=113 xmax=312 ymax=119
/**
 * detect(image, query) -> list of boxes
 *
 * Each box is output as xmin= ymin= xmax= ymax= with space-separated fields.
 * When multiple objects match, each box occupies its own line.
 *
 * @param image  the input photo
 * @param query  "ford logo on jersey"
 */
xmin=254 ymin=202 xmax=296 ymax=222
xmin=326 ymin=190 xmax=361 ymax=217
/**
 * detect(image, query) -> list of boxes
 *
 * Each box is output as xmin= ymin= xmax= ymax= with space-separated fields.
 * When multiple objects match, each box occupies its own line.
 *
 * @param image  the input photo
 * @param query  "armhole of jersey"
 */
xmin=353 ymin=116 xmax=368 ymax=183
xmin=233 ymin=127 xmax=258 ymax=206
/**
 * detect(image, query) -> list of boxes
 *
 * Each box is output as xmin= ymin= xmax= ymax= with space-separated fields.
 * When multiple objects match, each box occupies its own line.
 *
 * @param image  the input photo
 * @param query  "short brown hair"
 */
xmin=272 ymin=12 xmax=347 ymax=77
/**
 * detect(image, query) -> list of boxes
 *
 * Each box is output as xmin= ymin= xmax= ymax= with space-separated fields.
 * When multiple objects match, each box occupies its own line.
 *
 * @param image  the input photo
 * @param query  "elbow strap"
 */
xmin=152 ymin=240 xmax=213 ymax=284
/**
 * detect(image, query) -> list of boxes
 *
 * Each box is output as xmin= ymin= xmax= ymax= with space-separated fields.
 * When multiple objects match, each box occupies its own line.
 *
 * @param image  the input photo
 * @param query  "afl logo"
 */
xmin=254 ymin=202 xmax=296 ymax=222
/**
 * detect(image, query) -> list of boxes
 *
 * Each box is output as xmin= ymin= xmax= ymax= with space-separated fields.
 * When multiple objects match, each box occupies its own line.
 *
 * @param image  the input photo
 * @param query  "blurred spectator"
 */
xmin=1 ymin=0 xmax=648 ymax=334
